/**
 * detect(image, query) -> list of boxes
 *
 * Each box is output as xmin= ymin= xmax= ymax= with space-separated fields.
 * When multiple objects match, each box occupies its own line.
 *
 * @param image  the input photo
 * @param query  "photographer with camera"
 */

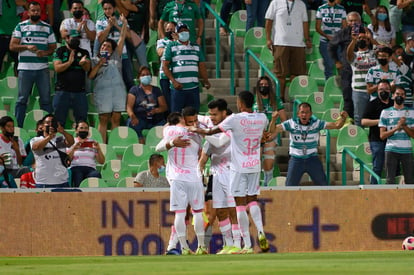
xmin=30 ymin=114 xmax=75 ymax=188
xmin=0 ymin=116 xmax=30 ymax=179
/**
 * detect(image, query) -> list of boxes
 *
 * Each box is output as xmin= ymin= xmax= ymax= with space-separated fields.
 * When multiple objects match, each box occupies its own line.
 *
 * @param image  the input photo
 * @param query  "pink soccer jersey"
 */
xmin=218 ymin=112 xmax=268 ymax=173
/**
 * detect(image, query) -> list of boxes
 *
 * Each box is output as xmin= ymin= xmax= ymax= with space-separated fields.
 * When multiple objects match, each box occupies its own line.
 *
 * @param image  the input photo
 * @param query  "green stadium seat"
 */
xmin=0 ymin=110 xmax=17 ymax=124
xmin=229 ymin=10 xmax=247 ymax=37
xmin=306 ymin=92 xmax=335 ymax=119
xmin=79 ymin=177 xmax=108 ymax=188
xmin=0 ymin=76 xmax=18 ymax=104
xmin=107 ymin=126 xmax=139 ymax=156
xmin=122 ymin=143 xmax=148 ymax=173
xmin=321 ymin=108 xmax=341 ymax=137
xmin=116 ymin=177 xmax=136 ymax=188
xmin=243 ymin=27 xmax=267 ymax=54
xmin=308 ymin=58 xmax=326 ymax=87
xmin=87 ymin=126 xmax=104 ymax=144
xmin=259 ymin=47 xmax=274 ymax=71
xmin=336 ymin=124 xmax=369 ymax=153
xmin=98 ymin=143 xmax=117 ymax=161
xmin=267 ymin=176 xmax=286 ymax=186
xmin=288 ymin=75 xmax=319 ymax=102
xmin=14 ymin=127 xmax=30 ymax=144
xmin=323 ymin=76 xmax=343 ymax=106
xmin=23 ymin=110 xmax=47 ymax=137
xmin=100 ymin=160 xmax=131 ymax=187
xmin=145 ymin=126 xmax=164 ymax=149
xmin=353 ymin=142 xmax=372 ymax=171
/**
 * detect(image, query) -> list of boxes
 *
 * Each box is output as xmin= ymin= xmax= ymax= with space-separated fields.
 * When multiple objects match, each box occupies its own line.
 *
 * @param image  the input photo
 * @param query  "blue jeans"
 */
xmin=127 ymin=117 xmax=166 ymax=138
xmin=70 ymin=166 xmax=101 ymax=188
xmin=126 ymin=40 xmax=149 ymax=68
xmin=53 ymin=91 xmax=88 ymax=126
xmin=170 ymin=87 xmax=200 ymax=113
xmin=385 ymin=152 xmax=414 ymax=184
xmin=122 ymin=58 xmax=135 ymax=91
xmin=15 ymin=69 xmax=53 ymax=127
xmin=319 ymin=40 xmax=335 ymax=80
xmin=245 ymin=0 xmax=269 ymax=30
xmin=160 ymin=78 xmax=171 ymax=113
xmin=352 ymin=91 xmax=370 ymax=127
xmin=286 ymin=155 xmax=328 ymax=186
xmin=370 ymin=141 xmax=386 ymax=184
xmin=36 ymin=182 xmax=70 ymax=188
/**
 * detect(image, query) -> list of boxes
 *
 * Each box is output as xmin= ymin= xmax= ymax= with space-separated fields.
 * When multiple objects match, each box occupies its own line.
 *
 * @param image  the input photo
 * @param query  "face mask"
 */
xmin=4 ymin=131 xmax=14 ymax=138
xmin=68 ymin=37 xmax=80 ymax=49
xmin=395 ymin=95 xmax=404 ymax=105
xmin=410 ymin=47 xmax=414 ymax=53
xmin=73 ymin=10 xmax=84 ymax=19
xmin=379 ymin=91 xmax=389 ymax=101
xmin=78 ymin=131 xmax=89 ymax=139
xmin=37 ymin=130 xmax=43 ymax=137
xmin=357 ymin=40 xmax=367 ymax=49
xmin=259 ymin=86 xmax=270 ymax=95
xmin=158 ymin=166 xmax=166 ymax=174
xmin=140 ymin=75 xmax=152 ymax=86
xmin=165 ymin=31 xmax=174 ymax=40
xmin=377 ymin=13 xmax=388 ymax=21
xmin=378 ymin=58 xmax=388 ymax=66
xmin=0 ymin=166 xmax=4 ymax=175
xmin=178 ymin=31 xmax=190 ymax=42
xmin=30 ymin=15 xmax=41 ymax=22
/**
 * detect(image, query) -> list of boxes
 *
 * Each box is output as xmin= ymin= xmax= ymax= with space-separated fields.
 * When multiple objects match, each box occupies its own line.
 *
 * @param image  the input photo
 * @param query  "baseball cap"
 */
xmin=176 ymin=23 xmax=189 ymax=33
xmin=407 ymin=33 xmax=414 ymax=41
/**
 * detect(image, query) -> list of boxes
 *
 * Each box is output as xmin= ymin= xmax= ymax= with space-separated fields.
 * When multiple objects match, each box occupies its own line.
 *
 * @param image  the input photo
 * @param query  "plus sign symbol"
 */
xmin=295 ymin=207 xmax=340 ymax=249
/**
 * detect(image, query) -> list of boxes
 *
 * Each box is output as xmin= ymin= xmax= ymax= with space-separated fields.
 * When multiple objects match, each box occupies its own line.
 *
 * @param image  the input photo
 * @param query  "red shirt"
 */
xmin=20 ymin=171 xmax=35 ymax=188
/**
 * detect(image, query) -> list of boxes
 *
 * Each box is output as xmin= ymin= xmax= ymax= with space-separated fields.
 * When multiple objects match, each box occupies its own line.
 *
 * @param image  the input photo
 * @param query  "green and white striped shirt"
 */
xmin=365 ymin=64 xmax=402 ymax=100
xmin=12 ymin=20 xmax=56 ymax=71
xmin=350 ymin=50 xmax=377 ymax=93
xmin=316 ymin=3 xmax=346 ymax=43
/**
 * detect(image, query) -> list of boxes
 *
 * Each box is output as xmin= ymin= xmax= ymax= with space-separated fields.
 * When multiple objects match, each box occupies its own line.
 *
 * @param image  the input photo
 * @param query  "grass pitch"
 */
xmin=0 ymin=251 xmax=413 ymax=274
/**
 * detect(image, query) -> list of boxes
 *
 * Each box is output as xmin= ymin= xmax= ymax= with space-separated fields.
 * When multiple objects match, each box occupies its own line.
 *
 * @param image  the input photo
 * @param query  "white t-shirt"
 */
xmin=60 ymin=18 xmax=96 ymax=55
xmin=265 ymin=0 xmax=308 ymax=47
xmin=69 ymin=138 xmax=97 ymax=169
xmin=0 ymin=135 xmax=26 ymax=170
xmin=219 ymin=112 xmax=268 ymax=173
xmin=203 ymin=131 xmax=231 ymax=175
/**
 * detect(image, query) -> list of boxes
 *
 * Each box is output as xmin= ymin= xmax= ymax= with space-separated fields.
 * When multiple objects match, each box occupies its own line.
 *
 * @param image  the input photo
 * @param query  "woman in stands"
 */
xmin=0 ymin=156 xmax=17 ymax=188
xmin=67 ymin=121 xmax=105 ymax=187
xmin=126 ymin=66 xmax=167 ymax=144
xmin=252 ymin=76 xmax=287 ymax=186
xmin=368 ymin=5 xmax=396 ymax=47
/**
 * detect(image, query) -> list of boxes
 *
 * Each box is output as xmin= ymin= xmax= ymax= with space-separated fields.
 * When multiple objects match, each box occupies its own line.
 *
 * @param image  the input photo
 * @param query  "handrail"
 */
xmin=202 ymin=2 xmax=235 ymax=95
xmin=244 ymin=49 xmax=280 ymax=99
xmin=341 ymin=147 xmax=381 ymax=185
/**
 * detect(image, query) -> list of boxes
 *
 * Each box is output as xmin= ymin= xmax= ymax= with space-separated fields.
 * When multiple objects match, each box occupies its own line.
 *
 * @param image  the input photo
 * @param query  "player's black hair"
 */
xmin=0 ymin=116 xmax=14 ymax=128
xmin=167 ymin=112 xmax=182 ymax=125
xmin=238 ymin=90 xmax=254 ymax=108
xmin=101 ymin=0 xmax=115 ymax=7
xmin=207 ymin=98 xmax=227 ymax=111
xmin=182 ymin=106 xmax=197 ymax=117
xmin=149 ymin=153 xmax=163 ymax=166
xmin=298 ymin=102 xmax=312 ymax=112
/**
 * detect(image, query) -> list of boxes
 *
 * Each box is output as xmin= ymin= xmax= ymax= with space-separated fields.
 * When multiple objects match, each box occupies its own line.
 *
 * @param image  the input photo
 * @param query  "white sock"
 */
xmin=248 ymin=201 xmax=264 ymax=234
xmin=174 ymin=211 xmax=189 ymax=249
xmin=167 ymin=225 xmax=178 ymax=250
xmin=236 ymin=205 xmax=251 ymax=248
xmin=219 ymin=218 xmax=233 ymax=247
xmin=232 ymin=223 xmax=241 ymax=249
xmin=193 ymin=211 xmax=205 ymax=248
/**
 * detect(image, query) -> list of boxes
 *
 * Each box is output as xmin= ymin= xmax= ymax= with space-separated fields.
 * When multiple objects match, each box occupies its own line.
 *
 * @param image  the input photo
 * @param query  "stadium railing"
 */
xmin=341 ymin=147 xmax=381 ymax=185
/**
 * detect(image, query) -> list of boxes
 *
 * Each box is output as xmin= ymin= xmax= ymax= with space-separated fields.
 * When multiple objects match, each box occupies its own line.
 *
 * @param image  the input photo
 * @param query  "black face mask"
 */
xmin=68 ymin=37 xmax=80 ymax=49
xmin=73 ymin=10 xmax=84 ymax=19
xmin=378 ymin=58 xmax=388 ymax=66
xmin=4 ymin=131 xmax=14 ymax=138
xmin=78 ymin=131 xmax=89 ymax=139
xmin=395 ymin=95 xmax=405 ymax=105
xmin=379 ymin=91 xmax=389 ymax=101
xmin=165 ymin=31 xmax=174 ymax=40
xmin=259 ymin=86 xmax=270 ymax=95
xmin=37 ymin=130 xmax=43 ymax=137
xmin=30 ymin=15 xmax=41 ymax=22
xmin=357 ymin=40 xmax=367 ymax=49
xmin=328 ymin=0 xmax=336 ymax=2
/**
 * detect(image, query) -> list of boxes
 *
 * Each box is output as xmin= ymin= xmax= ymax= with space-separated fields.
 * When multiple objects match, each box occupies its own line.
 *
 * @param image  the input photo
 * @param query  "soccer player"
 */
xmin=198 ymin=99 xmax=242 ymax=254
xmin=156 ymin=112 xmax=207 ymax=255
xmin=190 ymin=91 xmax=270 ymax=254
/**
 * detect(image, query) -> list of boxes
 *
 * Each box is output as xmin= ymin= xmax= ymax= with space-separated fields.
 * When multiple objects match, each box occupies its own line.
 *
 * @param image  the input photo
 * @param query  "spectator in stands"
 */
xmin=399 ymin=0 xmax=414 ymax=40
xmin=391 ymin=45 xmax=413 ymax=108
xmin=401 ymin=33 xmax=414 ymax=66
xmin=89 ymin=13 xmax=128 ymax=143
xmin=0 ymin=116 xmax=30 ymax=178
xmin=95 ymin=0 xmax=134 ymax=91
xmin=379 ymin=86 xmax=414 ymax=184
xmin=346 ymin=28 xmax=377 ymax=126
xmin=329 ymin=11 xmax=363 ymax=124
xmin=361 ymin=79 xmax=394 ymax=184
xmin=60 ymin=0 xmax=96 ymax=56
xmin=134 ymin=153 xmax=169 ymax=187
xmin=149 ymin=0 xmax=169 ymax=30
xmin=0 ymin=0 xmax=21 ymax=76
xmin=269 ymin=102 xmax=348 ymax=186
xmin=265 ymin=0 xmax=312 ymax=103
xmin=119 ymin=0 xmax=149 ymax=69
xmin=366 ymin=46 xmax=402 ymax=101
xmin=341 ymin=0 xmax=374 ymax=19
xmin=162 ymin=23 xmax=210 ymax=113
xmin=30 ymin=114 xmax=74 ymax=188
xmin=52 ymin=31 xmax=91 ymax=127
xmin=218 ymin=0 xmax=242 ymax=35
xmin=245 ymin=0 xmax=270 ymax=31
xmin=389 ymin=1 xmax=402 ymax=35
xmin=67 ymin=120 xmax=105 ymax=187
xmin=368 ymin=5 xmax=396 ymax=47
xmin=10 ymin=1 xmax=56 ymax=128
xmin=21 ymin=0 xmax=54 ymax=26
xmin=157 ymin=21 xmax=177 ymax=113
xmin=158 ymin=0 xmax=203 ymax=44
xmin=0 ymin=156 xmax=17 ymax=188
xmin=126 ymin=66 xmax=167 ymax=144
xmin=19 ymin=170 xmax=36 ymax=188
xmin=252 ymin=76 xmax=287 ymax=186
xmin=315 ymin=0 xmax=347 ymax=80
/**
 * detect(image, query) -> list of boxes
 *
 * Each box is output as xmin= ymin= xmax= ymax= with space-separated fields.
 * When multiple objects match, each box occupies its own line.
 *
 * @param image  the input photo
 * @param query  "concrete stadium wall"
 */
xmin=1 ymin=187 xmax=413 ymax=256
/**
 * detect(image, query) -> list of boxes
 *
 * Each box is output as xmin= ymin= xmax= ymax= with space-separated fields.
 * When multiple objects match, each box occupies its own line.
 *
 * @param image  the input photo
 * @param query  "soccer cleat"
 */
xmin=195 ymin=246 xmax=208 ymax=255
xmin=181 ymin=248 xmax=194 ymax=255
xmin=228 ymin=246 xmax=243 ymax=254
xmin=165 ymin=248 xmax=181 ymax=255
xmin=258 ymin=232 xmax=270 ymax=252
xmin=240 ymin=247 xmax=254 ymax=254
xmin=216 ymin=246 xmax=232 ymax=255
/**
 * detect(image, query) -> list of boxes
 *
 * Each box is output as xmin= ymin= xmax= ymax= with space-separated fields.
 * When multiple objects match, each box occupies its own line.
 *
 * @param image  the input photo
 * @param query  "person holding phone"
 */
xmin=67 ymin=121 xmax=105 ymax=188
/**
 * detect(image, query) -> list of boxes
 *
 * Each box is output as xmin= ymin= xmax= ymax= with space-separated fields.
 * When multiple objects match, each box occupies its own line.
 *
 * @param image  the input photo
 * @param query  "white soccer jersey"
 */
xmin=203 ymin=131 xmax=231 ymax=175
xmin=163 ymin=125 xmax=202 ymax=182
xmin=219 ymin=112 xmax=268 ymax=173
xmin=0 ymin=136 xmax=26 ymax=170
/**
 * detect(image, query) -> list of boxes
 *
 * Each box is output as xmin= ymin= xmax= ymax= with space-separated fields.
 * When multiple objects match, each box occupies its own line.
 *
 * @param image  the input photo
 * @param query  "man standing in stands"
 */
xmin=10 ymin=1 xmax=56 ymax=128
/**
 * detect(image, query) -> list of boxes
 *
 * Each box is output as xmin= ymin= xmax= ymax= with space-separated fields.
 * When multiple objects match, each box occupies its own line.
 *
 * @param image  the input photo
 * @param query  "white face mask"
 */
xmin=178 ymin=31 xmax=190 ymax=42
